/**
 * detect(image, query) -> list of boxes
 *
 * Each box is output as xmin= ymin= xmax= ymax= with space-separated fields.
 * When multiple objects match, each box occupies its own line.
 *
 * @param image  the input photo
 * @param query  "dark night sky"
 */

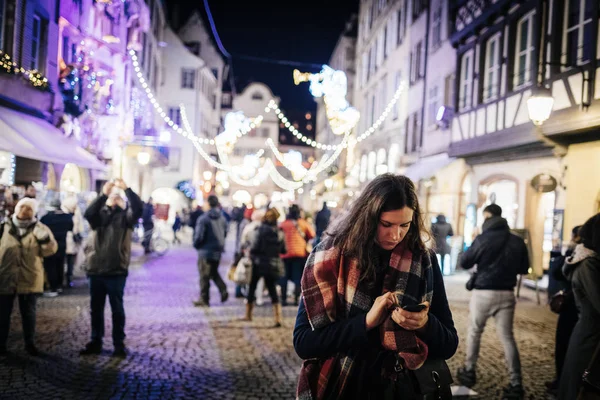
xmin=167 ymin=0 xmax=359 ymax=113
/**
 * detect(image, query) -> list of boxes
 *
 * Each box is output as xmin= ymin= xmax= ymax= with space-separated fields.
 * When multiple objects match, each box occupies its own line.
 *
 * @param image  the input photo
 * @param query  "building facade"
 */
xmin=150 ymin=11 xmax=225 ymax=213
xmin=448 ymin=0 xmax=600 ymax=275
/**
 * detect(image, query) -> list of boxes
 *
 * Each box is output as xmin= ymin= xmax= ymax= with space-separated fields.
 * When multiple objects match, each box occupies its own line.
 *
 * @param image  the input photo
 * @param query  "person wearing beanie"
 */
xmin=0 ymin=198 xmax=58 ymax=356
xmin=193 ymin=195 xmax=229 ymax=307
xmin=41 ymin=199 xmax=74 ymax=295
xmin=457 ymin=203 xmax=530 ymax=399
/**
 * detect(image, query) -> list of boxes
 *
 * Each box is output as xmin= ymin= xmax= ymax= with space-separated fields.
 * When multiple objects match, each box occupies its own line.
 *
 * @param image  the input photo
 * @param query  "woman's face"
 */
xmin=376 ymin=207 xmax=414 ymax=250
xmin=17 ymin=205 xmax=34 ymax=220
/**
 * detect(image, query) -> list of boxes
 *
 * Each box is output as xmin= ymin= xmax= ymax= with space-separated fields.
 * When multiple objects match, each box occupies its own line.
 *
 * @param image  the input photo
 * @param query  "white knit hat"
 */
xmin=14 ymin=197 xmax=39 ymax=216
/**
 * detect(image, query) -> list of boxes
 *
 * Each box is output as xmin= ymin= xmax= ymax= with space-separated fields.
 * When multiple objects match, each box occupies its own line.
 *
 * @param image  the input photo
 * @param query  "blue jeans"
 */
xmin=279 ymin=257 xmax=306 ymax=305
xmin=89 ymin=276 xmax=127 ymax=347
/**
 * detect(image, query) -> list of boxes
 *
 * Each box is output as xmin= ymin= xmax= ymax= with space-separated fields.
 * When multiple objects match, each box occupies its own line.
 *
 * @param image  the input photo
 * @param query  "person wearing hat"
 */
xmin=245 ymin=207 xmax=286 ymax=326
xmin=0 ymin=198 xmax=58 ymax=356
xmin=40 ymin=199 xmax=74 ymax=295
xmin=80 ymin=178 xmax=143 ymax=358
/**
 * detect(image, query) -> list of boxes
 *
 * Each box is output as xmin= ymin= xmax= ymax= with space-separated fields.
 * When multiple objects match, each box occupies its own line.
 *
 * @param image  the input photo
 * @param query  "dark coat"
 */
xmin=83 ymin=188 xmax=144 ymax=276
xmin=249 ymin=223 xmax=286 ymax=278
xmin=431 ymin=216 xmax=454 ymax=255
xmin=460 ymin=216 xmax=529 ymax=290
xmin=558 ymin=247 xmax=600 ymax=400
xmin=142 ymin=203 xmax=154 ymax=230
xmin=194 ymin=208 xmax=228 ymax=260
xmin=40 ymin=210 xmax=74 ymax=254
xmin=315 ymin=207 xmax=331 ymax=236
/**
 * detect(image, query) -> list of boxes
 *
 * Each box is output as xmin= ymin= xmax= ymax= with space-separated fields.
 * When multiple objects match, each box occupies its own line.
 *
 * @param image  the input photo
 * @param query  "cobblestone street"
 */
xmin=0 ymin=236 xmax=558 ymax=399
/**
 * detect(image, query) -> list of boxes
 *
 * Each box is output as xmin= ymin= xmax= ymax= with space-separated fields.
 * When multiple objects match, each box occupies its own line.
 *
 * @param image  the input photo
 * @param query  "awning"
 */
xmin=0 ymin=106 xmax=106 ymax=171
xmin=403 ymin=153 xmax=455 ymax=182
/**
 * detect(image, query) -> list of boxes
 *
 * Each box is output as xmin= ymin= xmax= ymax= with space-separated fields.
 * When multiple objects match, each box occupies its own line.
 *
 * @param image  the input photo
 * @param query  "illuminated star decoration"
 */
xmin=294 ymin=65 xmax=360 ymax=135
xmin=215 ymin=111 xmax=251 ymax=154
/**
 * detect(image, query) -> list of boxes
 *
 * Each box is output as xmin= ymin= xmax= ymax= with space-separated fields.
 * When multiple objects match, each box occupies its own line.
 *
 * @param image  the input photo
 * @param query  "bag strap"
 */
xmin=0 ymin=221 xmax=4 ymax=242
xmin=292 ymin=221 xmax=306 ymax=241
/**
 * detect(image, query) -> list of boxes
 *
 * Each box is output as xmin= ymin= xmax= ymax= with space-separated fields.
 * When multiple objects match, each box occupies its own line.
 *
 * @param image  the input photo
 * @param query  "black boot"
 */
xmin=79 ymin=341 xmax=102 ymax=355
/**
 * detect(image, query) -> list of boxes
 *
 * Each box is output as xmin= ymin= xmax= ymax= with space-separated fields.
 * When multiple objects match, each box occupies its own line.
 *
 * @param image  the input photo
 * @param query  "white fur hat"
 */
xmin=14 ymin=197 xmax=39 ymax=215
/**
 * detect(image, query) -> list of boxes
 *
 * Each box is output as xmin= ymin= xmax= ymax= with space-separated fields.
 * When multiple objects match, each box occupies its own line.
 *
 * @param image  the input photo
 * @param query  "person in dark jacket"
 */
xmin=79 ymin=179 xmax=143 ymax=358
xmin=293 ymin=174 xmax=457 ymax=399
xmin=456 ymin=203 xmax=529 ymax=399
xmin=193 ymin=195 xmax=229 ymax=307
xmin=40 ymin=199 xmax=74 ymax=294
xmin=141 ymin=197 xmax=154 ymax=254
xmin=188 ymin=205 xmax=204 ymax=236
xmin=314 ymin=202 xmax=331 ymax=246
xmin=558 ymin=214 xmax=600 ymax=400
xmin=172 ymin=212 xmax=182 ymax=244
xmin=431 ymin=214 xmax=454 ymax=275
xmin=243 ymin=207 xmax=286 ymax=326
xmin=545 ymin=225 xmax=581 ymax=395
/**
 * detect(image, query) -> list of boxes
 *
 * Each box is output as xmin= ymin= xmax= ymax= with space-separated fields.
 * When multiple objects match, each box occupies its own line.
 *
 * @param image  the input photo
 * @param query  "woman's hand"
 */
xmin=391 ymin=302 xmax=430 ymax=332
xmin=365 ymin=292 xmax=395 ymax=331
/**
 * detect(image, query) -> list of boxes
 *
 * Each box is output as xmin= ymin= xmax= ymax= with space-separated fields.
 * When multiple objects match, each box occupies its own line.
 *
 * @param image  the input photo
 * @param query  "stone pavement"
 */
xmin=0 ymin=235 xmax=558 ymax=399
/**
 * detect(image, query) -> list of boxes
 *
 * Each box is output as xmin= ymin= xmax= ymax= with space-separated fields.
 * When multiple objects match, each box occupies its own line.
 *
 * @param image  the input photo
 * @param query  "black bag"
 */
xmin=410 ymin=359 xmax=453 ymax=400
xmin=549 ymin=290 xmax=574 ymax=314
xmin=465 ymin=272 xmax=477 ymax=291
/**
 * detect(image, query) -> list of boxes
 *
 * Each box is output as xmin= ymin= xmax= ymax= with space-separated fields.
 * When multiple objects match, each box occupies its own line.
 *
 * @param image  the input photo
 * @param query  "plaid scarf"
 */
xmin=297 ymin=237 xmax=434 ymax=400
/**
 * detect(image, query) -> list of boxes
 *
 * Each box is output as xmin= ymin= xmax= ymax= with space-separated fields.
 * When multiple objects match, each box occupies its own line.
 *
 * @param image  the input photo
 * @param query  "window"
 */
xmin=185 ymin=41 xmax=201 ymax=56
xmin=483 ymin=33 xmax=501 ymax=101
xmin=0 ymin=0 xmax=5 ymax=48
xmin=30 ymin=15 xmax=42 ymax=70
xmin=211 ymin=68 xmax=218 ymax=79
xmin=362 ymin=52 xmax=368 ymax=85
xmin=260 ymin=128 xmax=270 ymax=138
xmin=251 ymin=91 xmax=263 ymax=100
xmin=383 ymin=25 xmax=388 ymax=59
xmin=393 ymin=71 xmax=401 ymax=120
xmin=428 ymin=85 xmax=439 ymax=126
xmin=396 ymin=8 xmax=405 ymax=46
xmin=369 ymin=94 xmax=376 ymax=128
xmin=413 ymin=0 xmax=425 ymax=21
xmin=410 ymin=110 xmax=422 ymax=152
xmin=410 ymin=42 xmax=423 ymax=84
xmin=62 ymin=36 xmax=69 ymax=63
xmin=459 ymin=51 xmax=473 ymax=110
xmin=431 ymin=2 xmax=443 ymax=50
xmin=514 ymin=11 xmax=535 ymax=88
xmin=140 ymin=33 xmax=147 ymax=68
xmin=563 ymin=0 xmax=594 ymax=66
xmin=374 ymin=37 xmax=379 ymax=71
xmin=168 ymin=107 xmax=181 ymax=126
xmin=444 ymin=74 xmax=455 ymax=108
xmin=379 ymin=76 xmax=387 ymax=129
xmin=181 ymin=68 xmax=195 ymax=89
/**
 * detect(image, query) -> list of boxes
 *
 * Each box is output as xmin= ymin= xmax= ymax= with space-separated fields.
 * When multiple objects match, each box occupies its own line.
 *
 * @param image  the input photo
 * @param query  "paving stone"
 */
xmin=0 ymin=235 xmax=557 ymax=399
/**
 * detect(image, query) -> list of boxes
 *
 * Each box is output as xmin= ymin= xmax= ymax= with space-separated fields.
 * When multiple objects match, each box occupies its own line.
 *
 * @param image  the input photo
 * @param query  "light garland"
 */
xmin=265 ymin=81 xmax=405 ymax=149
xmin=128 ymin=49 xmax=400 ymax=192
xmin=0 ymin=50 xmax=50 ymax=91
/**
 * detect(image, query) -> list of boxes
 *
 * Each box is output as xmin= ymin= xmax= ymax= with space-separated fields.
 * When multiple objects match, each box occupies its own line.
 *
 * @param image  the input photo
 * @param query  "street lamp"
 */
xmin=527 ymin=87 xmax=554 ymax=126
xmin=137 ymin=151 xmax=150 ymax=165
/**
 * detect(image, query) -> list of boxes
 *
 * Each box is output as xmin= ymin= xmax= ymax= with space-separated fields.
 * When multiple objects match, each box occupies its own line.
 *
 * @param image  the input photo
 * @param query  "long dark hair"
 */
xmin=327 ymin=174 xmax=429 ymax=278
xmin=579 ymin=213 xmax=600 ymax=254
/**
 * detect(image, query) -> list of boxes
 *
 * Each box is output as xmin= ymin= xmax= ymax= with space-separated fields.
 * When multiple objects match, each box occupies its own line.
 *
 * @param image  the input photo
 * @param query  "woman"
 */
xmin=280 ymin=204 xmax=315 ymax=306
xmin=62 ymin=197 xmax=84 ymax=288
xmin=559 ymin=214 xmax=600 ymax=400
xmin=245 ymin=208 xmax=287 ymax=327
xmin=294 ymin=174 xmax=458 ymax=399
xmin=0 ymin=198 xmax=58 ymax=356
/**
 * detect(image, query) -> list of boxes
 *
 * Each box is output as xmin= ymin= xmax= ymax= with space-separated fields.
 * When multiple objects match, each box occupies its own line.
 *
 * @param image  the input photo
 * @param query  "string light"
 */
xmin=0 ymin=50 xmax=50 ymax=91
xmin=265 ymin=81 xmax=406 ymax=148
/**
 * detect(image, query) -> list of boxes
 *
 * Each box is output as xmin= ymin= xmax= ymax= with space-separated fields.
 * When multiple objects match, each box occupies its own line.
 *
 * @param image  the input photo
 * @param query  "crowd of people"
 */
xmin=0 ymin=174 xmax=598 ymax=399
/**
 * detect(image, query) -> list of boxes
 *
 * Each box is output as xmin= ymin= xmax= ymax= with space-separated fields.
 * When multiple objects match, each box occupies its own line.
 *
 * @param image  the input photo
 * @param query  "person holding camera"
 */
xmin=456 ymin=204 xmax=529 ymax=400
xmin=293 ymin=174 xmax=457 ymax=399
xmin=79 ymin=179 xmax=143 ymax=358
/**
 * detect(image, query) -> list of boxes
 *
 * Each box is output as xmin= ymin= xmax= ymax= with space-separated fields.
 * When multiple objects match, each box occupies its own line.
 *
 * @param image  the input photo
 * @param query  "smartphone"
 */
xmin=402 ymin=304 xmax=427 ymax=312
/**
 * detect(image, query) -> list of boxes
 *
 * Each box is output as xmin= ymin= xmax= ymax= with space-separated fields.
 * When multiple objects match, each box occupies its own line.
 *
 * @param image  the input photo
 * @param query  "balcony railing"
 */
xmin=0 ymin=73 xmax=53 ymax=115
